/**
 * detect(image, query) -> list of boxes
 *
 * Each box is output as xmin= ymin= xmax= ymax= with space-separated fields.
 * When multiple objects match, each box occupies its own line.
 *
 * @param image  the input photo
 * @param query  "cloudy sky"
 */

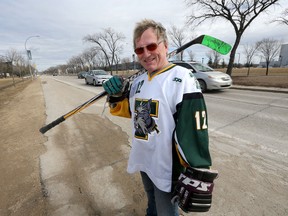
xmin=1 ymin=0 xmax=288 ymax=71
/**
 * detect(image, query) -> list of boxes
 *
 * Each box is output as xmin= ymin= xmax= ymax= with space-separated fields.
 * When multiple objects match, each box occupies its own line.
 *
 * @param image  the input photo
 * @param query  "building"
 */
xmin=259 ymin=44 xmax=288 ymax=68
xmin=279 ymin=44 xmax=288 ymax=67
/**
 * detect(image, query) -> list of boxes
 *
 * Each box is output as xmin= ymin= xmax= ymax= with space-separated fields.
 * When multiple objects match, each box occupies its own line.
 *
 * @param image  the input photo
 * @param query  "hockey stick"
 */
xmin=39 ymin=35 xmax=231 ymax=134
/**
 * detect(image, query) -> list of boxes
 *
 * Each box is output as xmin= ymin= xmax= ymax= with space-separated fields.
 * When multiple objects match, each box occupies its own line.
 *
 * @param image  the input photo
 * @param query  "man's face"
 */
xmin=135 ymin=28 xmax=168 ymax=73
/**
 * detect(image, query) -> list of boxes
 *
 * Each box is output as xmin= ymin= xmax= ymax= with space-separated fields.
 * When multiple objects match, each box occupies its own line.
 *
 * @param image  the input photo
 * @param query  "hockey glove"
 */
xmin=103 ymin=76 xmax=130 ymax=104
xmin=171 ymin=167 xmax=218 ymax=213
xmin=103 ymin=76 xmax=125 ymax=96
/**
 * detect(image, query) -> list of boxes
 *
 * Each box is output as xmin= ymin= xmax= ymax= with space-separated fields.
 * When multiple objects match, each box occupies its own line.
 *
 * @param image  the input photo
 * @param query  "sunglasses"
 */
xmin=134 ymin=40 xmax=163 ymax=55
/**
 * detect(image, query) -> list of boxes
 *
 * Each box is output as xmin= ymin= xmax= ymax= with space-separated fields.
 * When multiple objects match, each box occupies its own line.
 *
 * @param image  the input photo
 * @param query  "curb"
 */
xmin=231 ymin=85 xmax=288 ymax=94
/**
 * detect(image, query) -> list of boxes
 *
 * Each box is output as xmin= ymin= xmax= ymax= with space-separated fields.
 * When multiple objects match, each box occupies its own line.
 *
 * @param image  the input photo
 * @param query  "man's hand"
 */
xmin=171 ymin=167 xmax=218 ymax=213
xmin=103 ymin=76 xmax=124 ymax=96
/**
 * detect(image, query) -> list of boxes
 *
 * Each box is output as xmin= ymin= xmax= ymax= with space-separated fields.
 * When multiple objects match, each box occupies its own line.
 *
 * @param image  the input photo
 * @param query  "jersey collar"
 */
xmin=148 ymin=63 xmax=176 ymax=81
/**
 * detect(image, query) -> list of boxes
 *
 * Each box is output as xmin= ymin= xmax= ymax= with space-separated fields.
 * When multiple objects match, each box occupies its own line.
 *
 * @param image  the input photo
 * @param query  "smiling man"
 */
xmin=133 ymin=24 xmax=169 ymax=75
xmin=103 ymin=19 xmax=217 ymax=216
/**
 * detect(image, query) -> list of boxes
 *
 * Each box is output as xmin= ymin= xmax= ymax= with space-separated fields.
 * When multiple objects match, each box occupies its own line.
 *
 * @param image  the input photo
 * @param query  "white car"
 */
xmin=85 ymin=70 xmax=112 ymax=86
xmin=172 ymin=61 xmax=232 ymax=92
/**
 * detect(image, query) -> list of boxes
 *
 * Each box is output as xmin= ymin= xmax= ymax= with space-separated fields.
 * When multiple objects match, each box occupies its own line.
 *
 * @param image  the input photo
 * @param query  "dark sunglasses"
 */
xmin=134 ymin=41 xmax=163 ymax=55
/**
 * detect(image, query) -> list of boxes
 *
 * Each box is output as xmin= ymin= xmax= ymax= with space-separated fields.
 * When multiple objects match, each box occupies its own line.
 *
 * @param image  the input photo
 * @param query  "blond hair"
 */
xmin=133 ymin=19 xmax=168 ymax=49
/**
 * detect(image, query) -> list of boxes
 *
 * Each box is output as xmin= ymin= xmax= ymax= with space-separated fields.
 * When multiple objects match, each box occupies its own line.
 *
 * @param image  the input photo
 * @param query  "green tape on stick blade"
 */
xmin=202 ymin=35 xmax=232 ymax=55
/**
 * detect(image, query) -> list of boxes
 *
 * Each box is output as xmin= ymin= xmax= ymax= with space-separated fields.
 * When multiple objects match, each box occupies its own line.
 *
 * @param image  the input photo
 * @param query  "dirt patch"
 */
xmin=0 ymin=79 xmax=47 ymax=215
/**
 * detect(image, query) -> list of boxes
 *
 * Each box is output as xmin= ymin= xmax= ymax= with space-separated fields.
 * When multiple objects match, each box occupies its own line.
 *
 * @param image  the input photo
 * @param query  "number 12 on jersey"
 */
xmin=195 ymin=111 xmax=208 ymax=130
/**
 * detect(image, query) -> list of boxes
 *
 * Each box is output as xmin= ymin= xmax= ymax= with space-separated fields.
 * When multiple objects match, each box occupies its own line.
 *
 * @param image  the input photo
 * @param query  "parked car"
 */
xmin=172 ymin=61 xmax=232 ymax=92
xmin=85 ymin=70 xmax=112 ymax=86
xmin=77 ymin=71 xmax=88 ymax=79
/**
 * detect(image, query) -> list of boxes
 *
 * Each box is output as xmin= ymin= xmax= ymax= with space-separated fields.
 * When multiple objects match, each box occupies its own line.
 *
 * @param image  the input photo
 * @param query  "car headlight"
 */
xmin=208 ymin=75 xmax=217 ymax=79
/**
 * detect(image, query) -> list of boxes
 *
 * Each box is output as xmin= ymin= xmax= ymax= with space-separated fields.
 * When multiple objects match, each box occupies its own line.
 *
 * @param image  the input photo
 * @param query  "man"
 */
xmin=103 ymin=19 xmax=217 ymax=216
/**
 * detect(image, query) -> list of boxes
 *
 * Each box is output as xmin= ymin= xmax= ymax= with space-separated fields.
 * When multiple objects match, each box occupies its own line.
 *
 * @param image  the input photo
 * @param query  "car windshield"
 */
xmin=191 ymin=63 xmax=214 ymax=72
xmin=92 ymin=70 xmax=109 ymax=75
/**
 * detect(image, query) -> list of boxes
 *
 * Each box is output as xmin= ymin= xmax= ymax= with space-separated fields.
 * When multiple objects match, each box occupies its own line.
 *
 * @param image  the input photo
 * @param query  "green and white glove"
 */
xmin=103 ymin=76 xmax=124 ymax=96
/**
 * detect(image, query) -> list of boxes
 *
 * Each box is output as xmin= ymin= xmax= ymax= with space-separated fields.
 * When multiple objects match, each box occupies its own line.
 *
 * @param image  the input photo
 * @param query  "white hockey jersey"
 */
xmin=110 ymin=64 xmax=211 ymax=192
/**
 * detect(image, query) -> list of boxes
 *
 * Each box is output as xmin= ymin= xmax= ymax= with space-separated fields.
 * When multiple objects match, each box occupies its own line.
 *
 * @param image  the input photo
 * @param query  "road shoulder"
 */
xmin=0 ymin=79 xmax=47 ymax=215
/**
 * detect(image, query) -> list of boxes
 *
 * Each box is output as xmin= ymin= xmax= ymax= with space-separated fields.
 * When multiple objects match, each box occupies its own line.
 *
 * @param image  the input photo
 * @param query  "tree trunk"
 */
xmin=247 ymin=67 xmax=251 ymax=76
xmin=226 ymin=35 xmax=242 ymax=76
xmin=266 ymin=62 xmax=269 ymax=76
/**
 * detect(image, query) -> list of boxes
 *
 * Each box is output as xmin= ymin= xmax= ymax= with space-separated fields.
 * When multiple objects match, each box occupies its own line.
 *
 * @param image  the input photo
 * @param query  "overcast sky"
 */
xmin=1 ymin=0 xmax=288 ymax=71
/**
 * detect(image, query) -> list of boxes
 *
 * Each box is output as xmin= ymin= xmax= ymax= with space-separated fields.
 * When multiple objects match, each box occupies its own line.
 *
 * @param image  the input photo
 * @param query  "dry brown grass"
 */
xmin=218 ymin=67 xmax=288 ymax=76
xmin=217 ymin=67 xmax=288 ymax=88
xmin=0 ymin=77 xmax=29 ymax=90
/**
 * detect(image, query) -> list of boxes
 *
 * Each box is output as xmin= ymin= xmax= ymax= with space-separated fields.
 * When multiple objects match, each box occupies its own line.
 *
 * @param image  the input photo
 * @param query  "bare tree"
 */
xmin=6 ymin=48 xmax=22 ymax=64
xmin=67 ymin=55 xmax=86 ymax=72
xmin=0 ymin=51 xmax=27 ymax=78
xmin=206 ymin=50 xmax=221 ymax=68
xmin=95 ymin=52 xmax=108 ymax=69
xmin=273 ymin=8 xmax=288 ymax=25
xmin=0 ymin=55 xmax=8 ymax=78
xmin=221 ymin=59 xmax=227 ymax=68
xmin=243 ymin=43 xmax=261 ymax=75
xmin=83 ymin=28 xmax=125 ymax=72
xmin=206 ymin=52 xmax=213 ymax=67
xmin=185 ymin=0 xmax=280 ymax=75
xmin=82 ymin=48 xmax=99 ymax=70
xmin=168 ymin=25 xmax=190 ymax=60
xmin=122 ymin=57 xmax=131 ymax=70
xmin=14 ymin=55 xmax=27 ymax=78
xmin=257 ymin=38 xmax=282 ymax=75
xmin=43 ymin=66 xmax=58 ymax=75
xmin=3 ymin=49 xmax=16 ymax=84
xmin=114 ymin=53 xmax=121 ymax=72
xmin=187 ymin=50 xmax=195 ymax=61
xmin=5 ymin=48 xmax=25 ymax=81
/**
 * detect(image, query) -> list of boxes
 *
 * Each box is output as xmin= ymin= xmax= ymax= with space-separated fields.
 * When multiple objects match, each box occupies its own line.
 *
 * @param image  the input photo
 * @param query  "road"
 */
xmin=205 ymin=88 xmax=288 ymax=158
xmin=40 ymin=75 xmax=288 ymax=216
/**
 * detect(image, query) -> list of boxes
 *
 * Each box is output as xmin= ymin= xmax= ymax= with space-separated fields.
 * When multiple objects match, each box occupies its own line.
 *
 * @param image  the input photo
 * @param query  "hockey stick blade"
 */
xmin=201 ymin=35 xmax=231 ymax=55
xmin=168 ymin=35 xmax=231 ymax=58
xmin=39 ymin=34 xmax=231 ymax=134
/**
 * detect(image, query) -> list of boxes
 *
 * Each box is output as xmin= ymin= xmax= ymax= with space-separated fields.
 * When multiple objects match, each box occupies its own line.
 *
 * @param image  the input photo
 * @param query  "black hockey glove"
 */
xmin=171 ymin=167 xmax=218 ymax=213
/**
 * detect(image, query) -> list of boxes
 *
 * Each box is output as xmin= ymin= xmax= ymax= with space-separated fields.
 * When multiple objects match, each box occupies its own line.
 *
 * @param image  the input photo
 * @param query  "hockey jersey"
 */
xmin=109 ymin=64 xmax=211 ymax=192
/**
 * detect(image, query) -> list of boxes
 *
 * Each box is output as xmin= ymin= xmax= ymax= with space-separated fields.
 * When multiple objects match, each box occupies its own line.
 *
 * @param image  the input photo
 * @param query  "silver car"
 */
xmin=172 ymin=61 xmax=232 ymax=92
xmin=85 ymin=70 xmax=112 ymax=86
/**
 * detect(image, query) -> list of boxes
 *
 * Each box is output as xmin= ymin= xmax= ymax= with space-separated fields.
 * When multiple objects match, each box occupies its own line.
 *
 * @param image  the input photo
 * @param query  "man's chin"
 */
xmin=144 ymin=65 xmax=156 ymax=73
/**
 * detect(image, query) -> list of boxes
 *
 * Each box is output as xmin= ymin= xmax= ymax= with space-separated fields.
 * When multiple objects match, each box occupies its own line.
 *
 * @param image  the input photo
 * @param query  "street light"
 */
xmin=25 ymin=35 xmax=40 ymax=80
xmin=132 ymin=54 xmax=136 ymax=70
xmin=237 ymin=53 xmax=240 ymax=67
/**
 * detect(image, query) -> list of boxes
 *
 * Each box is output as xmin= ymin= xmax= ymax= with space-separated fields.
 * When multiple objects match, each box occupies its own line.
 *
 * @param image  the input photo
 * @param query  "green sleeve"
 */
xmin=174 ymin=92 xmax=211 ymax=168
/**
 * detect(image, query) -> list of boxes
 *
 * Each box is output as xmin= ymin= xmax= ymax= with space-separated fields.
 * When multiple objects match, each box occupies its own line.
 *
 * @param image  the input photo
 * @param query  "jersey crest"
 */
xmin=134 ymin=98 xmax=159 ymax=140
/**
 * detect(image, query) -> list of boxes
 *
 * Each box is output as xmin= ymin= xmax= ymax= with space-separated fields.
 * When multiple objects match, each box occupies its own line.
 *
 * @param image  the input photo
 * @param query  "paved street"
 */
xmin=40 ymin=75 xmax=288 ymax=216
